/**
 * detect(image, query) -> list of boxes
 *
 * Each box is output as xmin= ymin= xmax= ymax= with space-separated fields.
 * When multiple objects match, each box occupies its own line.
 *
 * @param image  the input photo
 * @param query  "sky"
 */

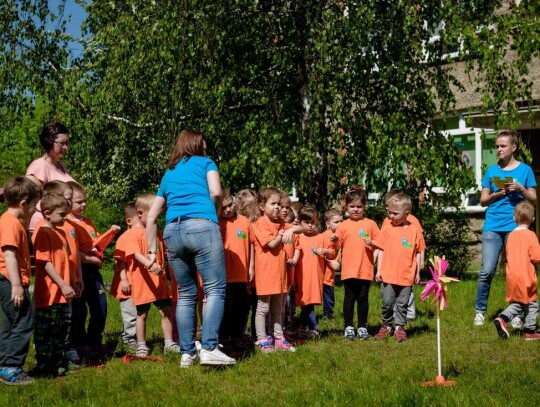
xmin=48 ymin=0 xmax=88 ymax=57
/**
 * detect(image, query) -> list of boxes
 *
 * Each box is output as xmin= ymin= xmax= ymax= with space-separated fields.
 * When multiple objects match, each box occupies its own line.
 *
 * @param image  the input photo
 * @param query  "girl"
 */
xmin=335 ymin=188 xmax=380 ymax=340
xmin=249 ymin=187 xmax=298 ymax=352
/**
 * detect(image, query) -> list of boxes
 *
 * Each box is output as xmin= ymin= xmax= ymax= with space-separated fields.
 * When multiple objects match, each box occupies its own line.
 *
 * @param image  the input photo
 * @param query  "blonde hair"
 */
xmin=42 ymin=180 xmax=72 ymax=196
xmin=135 ymin=193 xmax=155 ymax=212
xmin=325 ymin=208 xmax=342 ymax=221
xmin=124 ymin=201 xmax=137 ymax=218
xmin=236 ymin=189 xmax=256 ymax=212
xmin=67 ymin=181 xmax=86 ymax=196
xmin=496 ymin=130 xmax=520 ymax=153
xmin=387 ymin=192 xmax=412 ymax=212
xmin=243 ymin=202 xmax=261 ymax=222
xmin=514 ymin=201 xmax=535 ymax=225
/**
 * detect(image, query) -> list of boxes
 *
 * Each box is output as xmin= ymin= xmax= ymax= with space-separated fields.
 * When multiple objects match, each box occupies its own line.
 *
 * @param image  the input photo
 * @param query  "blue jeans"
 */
xmin=475 ymin=231 xmax=509 ymax=313
xmin=322 ymin=284 xmax=335 ymax=318
xmin=164 ymin=218 xmax=226 ymax=354
xmin=300 ymin=305 xmax=317 ymax=331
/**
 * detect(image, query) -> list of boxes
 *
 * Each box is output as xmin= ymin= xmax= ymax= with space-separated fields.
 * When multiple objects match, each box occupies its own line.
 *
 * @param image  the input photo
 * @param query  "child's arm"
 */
xmin=146 ymin=196 xmax=166 ymax=267
xmin=80 ymin=251 xmax=103 ymax=267
xmin=281 ymin=224 xmax=303 ymax=244
xmin=267 ymin=230 xmax=285 ymax=249
xmin=134 ymin=252 xmax=163 ymax=275
xmin=248 ymin=243 xmax=255 ymax=282
xmin=375 ymin=251 xmax=383 ymax=282
xmin=415 ymin=252 xmax=422 ymax=284
xmin=118 ymin=261 xmax=131 ymax=294
xmin=287 ymin=248 xmax=300 ymax=266
xmin=2 ymin=247 xmax=25 ymax=307
xmin=43 ymin=261 xmax=76 ymax=299
xmin=74 ymin=255 xmax=84 ymax=297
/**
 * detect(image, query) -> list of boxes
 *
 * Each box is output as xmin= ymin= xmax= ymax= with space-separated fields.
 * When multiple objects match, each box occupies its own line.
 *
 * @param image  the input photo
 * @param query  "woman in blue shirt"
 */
xmin=474 ymin=130 xmax=537 ymax=326
xmin=146 ymin=129 xmax=235 ymax=367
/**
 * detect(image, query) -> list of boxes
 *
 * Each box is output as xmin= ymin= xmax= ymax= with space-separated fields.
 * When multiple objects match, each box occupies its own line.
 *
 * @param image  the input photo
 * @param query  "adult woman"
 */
xmin=26 ymin=123 xmax=75 ymax=231
xmin=474 ymin=130 xmax=537 ymax=325
xmin=146 ymin=128 xmax=235 ymax=367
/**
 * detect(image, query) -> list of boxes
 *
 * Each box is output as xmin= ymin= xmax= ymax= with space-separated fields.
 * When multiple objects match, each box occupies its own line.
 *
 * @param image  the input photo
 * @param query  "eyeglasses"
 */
xmin=54 ymin=140 xmax=70 ymax=148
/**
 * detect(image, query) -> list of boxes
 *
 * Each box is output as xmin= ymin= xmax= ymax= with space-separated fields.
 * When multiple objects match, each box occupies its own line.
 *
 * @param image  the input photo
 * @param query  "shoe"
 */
xmin=77 ymin=346 xmax=98 ymax=358
xmin=307 ymin=330 xmax=321 ymax=340
xmin=0 ymin=368 xmax=32 ymax=386
xmin=274 ymin=339 xmax=296 ymax=352
xmin=180 ymin=353 xmax=199 ymax=368
xmin=394 ymin=326 xmax=407 ymax=342
xmin=194 ymin=341 xmax=202 ymax=352
xmin=510 ymin=316 xmax=523 ymax=330
xmin=344 ymin=326 xmax=356 ymax=340
xmin=136 ymin=346 xmax=148 ymax=357
xmin=295 ymin=329 xmax=309 ymax=340
xmin=524 ymin=332 xmax=540 ymax=341
xmin=126 ymin=340 xmax=137 ymax=351
xmin=494 ymin=317 xmax=509 ymax=340
xmin=164 ymin=343 xmax=181 ymax=353
xmin=473 ymin=313 xmax=485 ymax=326
xmin=374 ymin=325 xmax=393 ymax=340
xmin=266 ymin=335 xmax=274 ymax=345
xmin=67 ymin=349 xmax=81 ymax=364
xmin=199 ymin=348 xmax=236 ymax=366
xmin=97 ymin=344 xmax=114 ymax=357
xmin=256 ymin=340 xmax=274 ymax=353
xmin=357 ymin=327 xmax=371 ymax=340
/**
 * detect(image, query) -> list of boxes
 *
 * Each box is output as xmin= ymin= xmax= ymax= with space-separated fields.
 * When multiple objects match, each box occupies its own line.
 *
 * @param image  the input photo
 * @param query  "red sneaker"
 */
xmin=394 ymin=326 xmax=407 ymax=342
xmin=374 ymin=325 xmax=393 ymax=340
xmin=494 ymin=317 xmax=510 ymax=340
xmin=524 ymin=332 xmax=540 ymax=341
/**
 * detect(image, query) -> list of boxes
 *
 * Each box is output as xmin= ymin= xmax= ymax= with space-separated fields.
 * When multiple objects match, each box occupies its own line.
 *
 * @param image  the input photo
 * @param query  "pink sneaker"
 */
xmin=374 ymin=325 xmax=393 ymax=340
xmin=524 ymin=332 xmax=540 ymax=341
xmin=394 ymin=326 xmax=407 ymax=342
xmin=256 ymin=340 xmax=274 ymax=353
xmin=494 ymin=317 xmax=509 ymax=340
xmin=274 ymin=339 xmax=296 ymax=352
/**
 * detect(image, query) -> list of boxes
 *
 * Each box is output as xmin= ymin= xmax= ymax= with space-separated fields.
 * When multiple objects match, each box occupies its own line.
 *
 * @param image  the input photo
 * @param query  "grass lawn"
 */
xmin=2 ymin=270 xmax=540 ymax=406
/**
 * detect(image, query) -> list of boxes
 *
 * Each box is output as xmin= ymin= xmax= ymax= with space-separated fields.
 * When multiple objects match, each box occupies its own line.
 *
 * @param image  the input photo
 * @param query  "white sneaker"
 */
xmin=194 ymin=340 xmax=202 ymax=351
xmin=344 ymin=326 xmax=356 ymax=340
xmin=510 ymin=316 xmax=523 ymax=330
xmin=199 ymin=348 xmax=236 ymax=366
xmin=473 ymin=313 xmax=485 ymax=326
xmin=357 ymin=327 xmax=371 ymax=340
xmin=164 ymin=343 xmax=181 ymax=353
xmin=180 ymin=353 xmax=199 ymax=368
xmin=136 ymin=346 xmax=148 ymax=357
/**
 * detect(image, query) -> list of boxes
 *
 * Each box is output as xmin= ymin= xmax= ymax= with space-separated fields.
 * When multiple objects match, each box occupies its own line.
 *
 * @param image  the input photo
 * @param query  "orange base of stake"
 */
xmin=422 ymin=376 xmax=457 ymax=387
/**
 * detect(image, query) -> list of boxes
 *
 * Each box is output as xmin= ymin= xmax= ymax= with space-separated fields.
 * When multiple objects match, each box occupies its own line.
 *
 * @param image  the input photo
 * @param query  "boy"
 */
xmin=124 ymin=193 xmax=178 ymax=356
xmin=67 ymin=181 xmax=119 ymax=356
xmin=0 ymin=177 xmax=40 ymax=385
xmin=33 ymin=193 xmax=77 ymax=376
xmin=374 ymin=193 xmax=424 ymax=341
xmin=494 ymin=202 xmax=540 ymax=341
xmin=218 ymin=188 xmax=252 ymax=350
xmin=321 ymin=208 xmax=343 ymax=320
xmin=110 ymin=202 xmax=138 ymax=349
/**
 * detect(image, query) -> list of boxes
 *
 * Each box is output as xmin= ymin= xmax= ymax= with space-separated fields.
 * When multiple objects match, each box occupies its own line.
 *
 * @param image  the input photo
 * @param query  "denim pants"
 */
xmin=300 ymin=304 xmax=317 ymax=331
xmin=322 ymin=284 xmax=335 ymax=318
xmin=164 ymin=218 xmax=226 ymax=354
xmin=0 ymin=280 xmax=33 ymax=368
xmin=475 ymin=231 xmax=509 ymax=313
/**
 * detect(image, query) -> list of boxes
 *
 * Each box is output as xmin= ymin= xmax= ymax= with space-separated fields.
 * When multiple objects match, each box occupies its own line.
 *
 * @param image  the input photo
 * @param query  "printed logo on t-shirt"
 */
xmin=70 ymin=229 xmax=76 ymax=239
xmin=401 ymin=238 xmax=413 ymax=249
xmin=358 ymin=229 xmax=369 ymax=238
xmin=236 ymin=229 xmax=247 ymax=239
xmin=90 ymin=230 xmax=97 ymax=238
xmin=311 ymin=247 xmax=317 ymax=256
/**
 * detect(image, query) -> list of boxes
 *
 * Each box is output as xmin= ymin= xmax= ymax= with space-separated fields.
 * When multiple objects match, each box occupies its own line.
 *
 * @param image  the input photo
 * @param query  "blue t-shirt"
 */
xmin=157 ymin=156 xmax=219 ymax=225
xmin=481 ymin=162 xmax=536 ymax=232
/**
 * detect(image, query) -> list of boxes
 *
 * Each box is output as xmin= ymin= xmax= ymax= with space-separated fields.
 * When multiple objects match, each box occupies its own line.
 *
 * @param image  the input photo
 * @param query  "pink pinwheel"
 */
xmin=421 ymin=256 xmax=459 ymax=310
xmin=420 ymin=255 xmax=459 ymax=387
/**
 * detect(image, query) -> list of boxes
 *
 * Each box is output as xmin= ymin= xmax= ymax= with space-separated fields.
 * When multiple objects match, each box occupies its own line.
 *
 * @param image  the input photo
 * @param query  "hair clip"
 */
xmin=350 ymin=185 xmax=363 ymax=192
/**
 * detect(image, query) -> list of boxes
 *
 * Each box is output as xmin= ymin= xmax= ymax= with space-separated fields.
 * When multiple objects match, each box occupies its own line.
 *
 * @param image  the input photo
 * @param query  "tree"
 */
xmin=1 ymin=0 xmax=538 ymax=210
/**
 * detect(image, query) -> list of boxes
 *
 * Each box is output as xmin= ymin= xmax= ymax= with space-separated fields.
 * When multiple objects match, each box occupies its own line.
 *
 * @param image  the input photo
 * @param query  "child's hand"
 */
xmin=121 ymin=280 xmax=131 ymax=295
xmin=74 ymin=281 xmax=84 ymax=297
xmin=415 ymin=272 xmax=420 ymax=285
xmin=375 ymin=271 xmax=382 ymax=283
xmin=111 ymin=225 xmax=122 ymax=233
xmin=326 ymin=258 xmax=340 ymax=271
xmin=148 ymin=263 xmax=163 ymax=275
xmin=11 ymin=285 xmax=25 ymax=307
xmin=61 ymin=284 xmax=77 ymax=300
xmin=281 ymin=228 xmax=294 ymax=244
xmin=287 ymin=258 xmax=297 ymax=266
xmin=363 ymin=237 xmax=372 ymax=246
xmin=249 ymin=267 xmax=255 ymax=282
xmin=89 ymin=255 xmax=103 ymax=268
xmin=329 ymin=233 xmax=338 ymax=242
xmin=313 ymin=248 xmax=327 ymax=257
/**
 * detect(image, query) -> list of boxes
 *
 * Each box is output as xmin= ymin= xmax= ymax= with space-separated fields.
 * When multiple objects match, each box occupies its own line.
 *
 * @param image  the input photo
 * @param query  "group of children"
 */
xmin=1 ymin=175 xmax=539 ymax=384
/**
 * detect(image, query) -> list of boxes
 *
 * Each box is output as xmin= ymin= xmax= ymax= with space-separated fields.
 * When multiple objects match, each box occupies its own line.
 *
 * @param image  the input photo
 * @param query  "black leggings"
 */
xmin=343 ymin=279 xmax=370 ymax=328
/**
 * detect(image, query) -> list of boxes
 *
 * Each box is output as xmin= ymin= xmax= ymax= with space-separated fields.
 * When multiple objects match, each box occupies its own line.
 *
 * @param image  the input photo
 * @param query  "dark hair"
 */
xmin=3 ymin=176 xmax=41 ymax=207
xmin=167 ymin=128 xmax=207 ymax=169
xmin=39 ymin=123 xmax=69 ymax=152
xmin=345 ymin=188 xmax=367 ymax=205
xmin=42 ymin=180 xmax=72 ymax=196
xmin=40 ymin=193 xmax=69 ymax=214
xmin=299 ymin=206 xmax=318 ymax=223
xmin=257 ymin=187 xmax=282 ymax=206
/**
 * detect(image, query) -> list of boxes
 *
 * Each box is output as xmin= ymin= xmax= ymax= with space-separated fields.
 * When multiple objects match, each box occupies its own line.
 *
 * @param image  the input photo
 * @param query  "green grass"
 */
xmin=2 ymin=272 xmax=540 ymax=406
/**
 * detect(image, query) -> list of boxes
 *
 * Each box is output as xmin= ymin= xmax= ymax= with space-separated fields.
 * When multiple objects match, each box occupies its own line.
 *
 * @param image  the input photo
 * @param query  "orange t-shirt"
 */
xmin=295 ymin=233 xmax=335 ymax=306
xmin=336 ymin=218 xmax=380 ymax=281
xmin=320 ymin=229 xmax=338 ymax=286
xmin=33 ymin=226 xmax=72 ymax=308
xmin=0 ymin=211 xmax=31 ymax=286
xmin=505 ymin=228 xmax=540 ymax=303
xmin=378 ymin=223 xmax=425 ymax=286
xmin=381 ymin=213 xmax=423 ymax=232
xmin=249 ymin=216 xmax=287 ymax=295
xmin=219 ymin=214 xmax=251 ymax=284
xmin=110 ymin=231 xmax=131 ymax=300
xmin=124 ymin=225 xmax=170 ymax=306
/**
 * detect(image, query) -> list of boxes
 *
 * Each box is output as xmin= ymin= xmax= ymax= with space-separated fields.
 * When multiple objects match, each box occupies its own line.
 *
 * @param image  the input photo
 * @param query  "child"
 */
xmin=124 ymin=193 xmax=178 ymax=356
xmin=236 ymin=189 xmax=257 ymax=217
xmin=32 ymin=193 xmax=77 ymax=376
xmin=494 ymin=202 xmax=540 ymax=341
xmin=321 ymin=208 xmax=343 ymax=319
xmin=218 ymin=188 xmax=252 ymax=349
xmin=0 ymin=177 xmax=40 ymax=385
xmin=294 ymin=206 xmax=335 ymax=339
xmin=381 ymin=189 xmax=425 ymax=321
xmin=335 ymin=188 xmax=380 ymax=340
xmin=250 ymin=187 xmax=297 ymax=352
xmin=375 ymin=193 xmax=424 ymax=342
xmin=110 ymin=202 xmax=138 ymax=349
xmin=67 ymin=181 xmax=120 ymax=356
